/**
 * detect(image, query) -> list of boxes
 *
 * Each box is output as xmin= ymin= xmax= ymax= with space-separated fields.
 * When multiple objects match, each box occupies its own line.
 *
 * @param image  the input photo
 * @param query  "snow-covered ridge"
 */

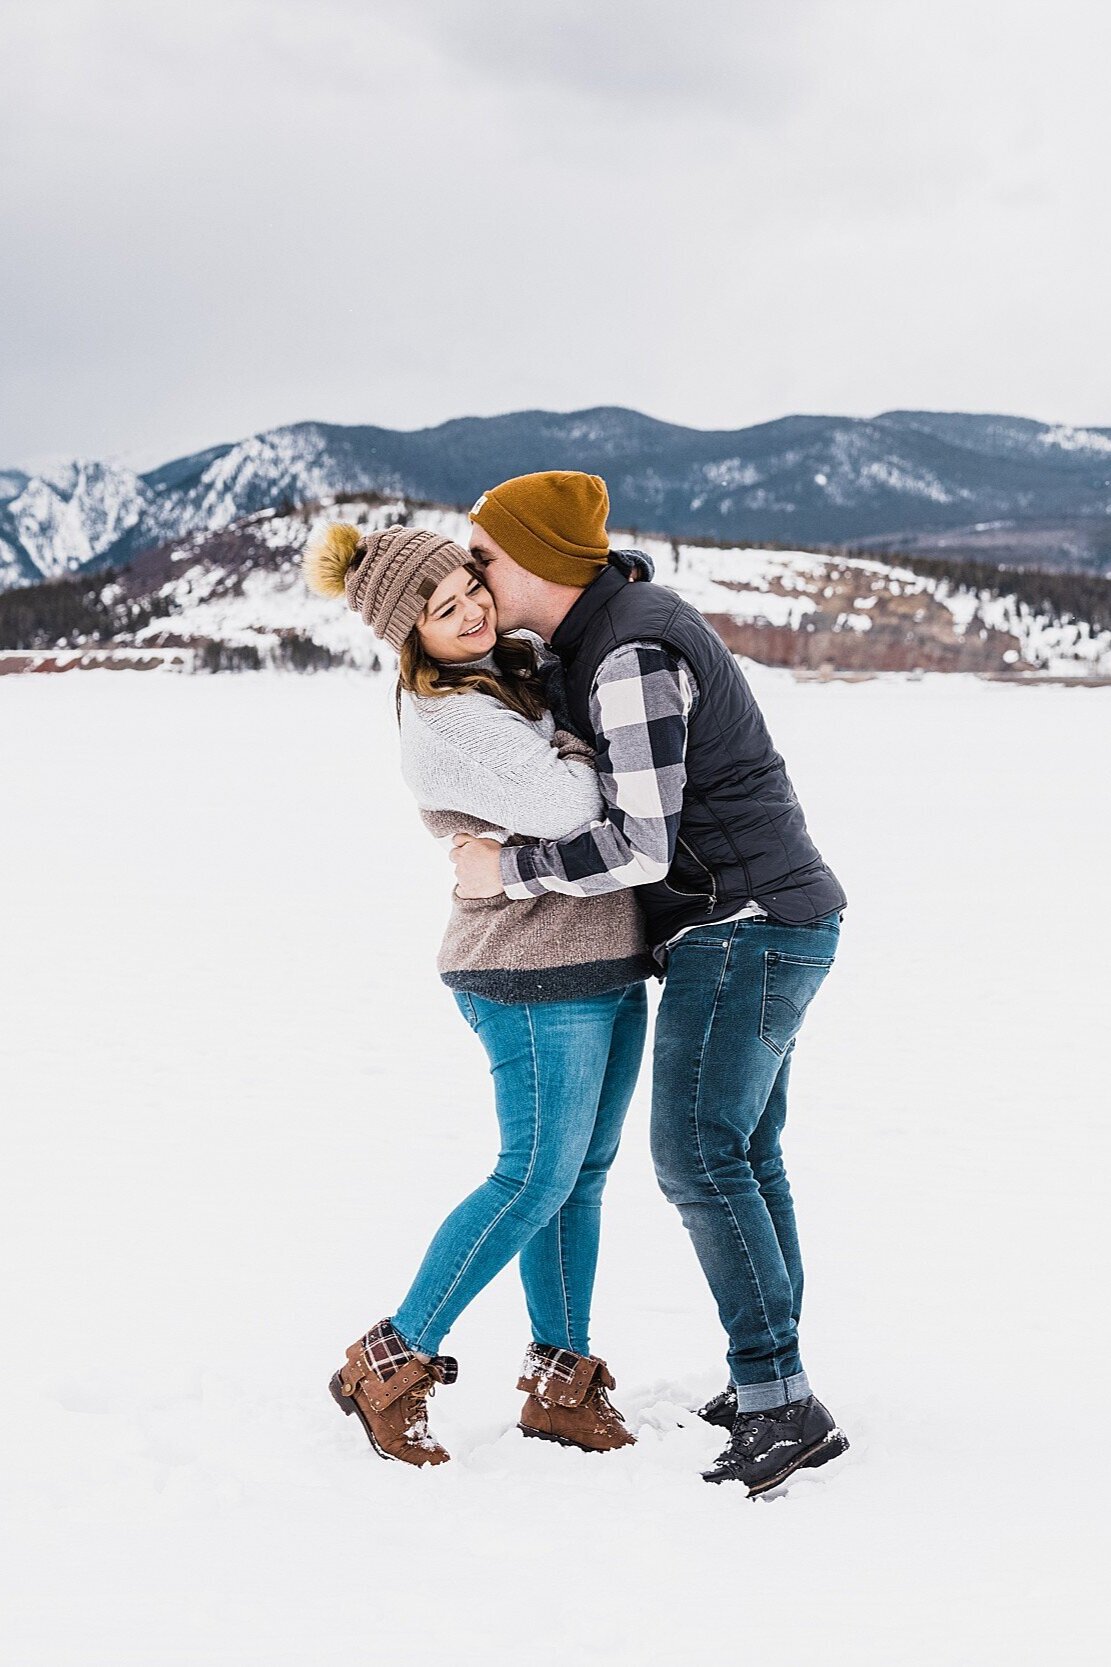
xmin=4 ymin=493 xmax=1098 ymax=680
xmin=4 ymin=406 xmax=1111 ymax=592
xmin=1040 ymin=424 xmax=1111 ymax=456
xmin=124 ymin=501 xmax=471 ymax=672
xmin=5 ymin=461 xmax=152 ymax=582
xmin=638 ymin=537 xmax=1111 ymax=678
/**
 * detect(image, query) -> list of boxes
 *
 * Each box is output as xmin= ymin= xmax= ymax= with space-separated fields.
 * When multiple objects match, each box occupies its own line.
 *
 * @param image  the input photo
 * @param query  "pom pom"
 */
xmin=303 ymin=521 xmax=362 ymax=598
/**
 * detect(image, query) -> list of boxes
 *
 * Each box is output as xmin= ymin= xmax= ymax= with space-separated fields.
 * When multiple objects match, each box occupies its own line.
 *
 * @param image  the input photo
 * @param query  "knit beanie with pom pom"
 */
xmin=303 ymin=522 xmax=470 ymax=651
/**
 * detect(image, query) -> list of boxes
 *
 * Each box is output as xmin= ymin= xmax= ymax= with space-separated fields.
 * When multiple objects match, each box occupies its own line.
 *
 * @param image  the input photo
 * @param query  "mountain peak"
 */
xmin=2 ymin=406 xmax=1109 ymax=592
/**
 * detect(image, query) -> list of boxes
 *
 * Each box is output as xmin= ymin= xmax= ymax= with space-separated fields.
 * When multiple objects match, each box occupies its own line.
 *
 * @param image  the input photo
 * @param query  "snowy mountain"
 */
xmin=2 ymin=407 xmax=1110 ymax=592
xmin=4 ymin=494 xmax=1108 ymax=681
xmin=1 ymin=461 xmax=154 ymax=586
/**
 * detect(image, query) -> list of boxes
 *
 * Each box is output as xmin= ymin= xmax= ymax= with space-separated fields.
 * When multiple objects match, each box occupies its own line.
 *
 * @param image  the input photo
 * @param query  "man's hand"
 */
xmin=450 ymin=834 xmax=506 ymax=898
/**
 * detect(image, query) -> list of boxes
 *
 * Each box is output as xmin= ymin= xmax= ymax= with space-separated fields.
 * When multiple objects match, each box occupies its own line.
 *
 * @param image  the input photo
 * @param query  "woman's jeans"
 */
xmin=392 ymin=982 xmax=648 ymax=1357
xmin=651 ymin=912 xmax=840 ymax=1412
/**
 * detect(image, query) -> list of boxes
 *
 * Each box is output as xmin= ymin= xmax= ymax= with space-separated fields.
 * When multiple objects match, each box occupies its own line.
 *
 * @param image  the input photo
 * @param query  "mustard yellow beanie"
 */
xmin=469 ymin=471 xmax=610 ymax=588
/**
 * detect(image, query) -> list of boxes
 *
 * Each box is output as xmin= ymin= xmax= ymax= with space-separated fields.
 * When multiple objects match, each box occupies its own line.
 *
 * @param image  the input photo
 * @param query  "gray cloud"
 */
xmin=1 ymin=0 xmax=1108 ymax=472
xmin=369 ymin=0 xmax=817 ymax=111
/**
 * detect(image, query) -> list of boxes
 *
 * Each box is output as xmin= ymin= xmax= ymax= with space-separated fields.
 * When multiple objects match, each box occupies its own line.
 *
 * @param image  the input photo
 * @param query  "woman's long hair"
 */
xmin=396 ymin=566 xmax=548 ymax=722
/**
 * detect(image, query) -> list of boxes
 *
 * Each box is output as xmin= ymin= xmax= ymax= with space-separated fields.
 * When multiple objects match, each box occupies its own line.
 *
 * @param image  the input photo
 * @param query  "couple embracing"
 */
xmin=304 ymin=469 xmax=848 ymax=1498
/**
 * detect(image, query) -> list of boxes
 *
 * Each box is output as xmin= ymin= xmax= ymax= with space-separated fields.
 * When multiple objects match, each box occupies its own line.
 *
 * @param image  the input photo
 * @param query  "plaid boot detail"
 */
xmin=329 ymin=1319 xmax=457 ymax=1466
xmin=517 ymin=1344 xmax=636 ymax=1453
xmin=360 ymin=1318 xmax=459 ymax=1386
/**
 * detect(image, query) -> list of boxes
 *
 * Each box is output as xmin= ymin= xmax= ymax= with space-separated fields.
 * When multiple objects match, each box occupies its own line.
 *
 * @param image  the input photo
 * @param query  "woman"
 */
xmin=303 ymin=521 xmax=651 ymax=1467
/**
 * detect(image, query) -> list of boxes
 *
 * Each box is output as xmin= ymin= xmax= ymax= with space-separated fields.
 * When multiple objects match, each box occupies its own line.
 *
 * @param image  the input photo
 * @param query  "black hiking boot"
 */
xmin=695 ymin=1384 xmax=738 ymax=1430
xmin=702 ymin=1395 xmax=849 ymax=1496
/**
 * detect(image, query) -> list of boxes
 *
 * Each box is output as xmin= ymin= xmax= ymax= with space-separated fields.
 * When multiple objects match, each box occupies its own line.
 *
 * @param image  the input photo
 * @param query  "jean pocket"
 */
xmin=454 ymin=992 xmax=480 ymax=1029
xmin=759 ymin=950 xmax=833 ymax=1056
xmin=675 ymin=931 xmax=733 ymax=951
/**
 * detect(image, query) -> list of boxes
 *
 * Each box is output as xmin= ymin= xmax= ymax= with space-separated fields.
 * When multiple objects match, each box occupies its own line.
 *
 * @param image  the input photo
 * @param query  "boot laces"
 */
xmin=733 ymin=1410 xmax=773 ymax=1450
xmin=586 ymin=1382 xmax=616 ymax=1413
xmin=400 ymin=1388 xmax=434 ymax=1447
xmin=732 ymin=1403 xmax=802 ymax=1450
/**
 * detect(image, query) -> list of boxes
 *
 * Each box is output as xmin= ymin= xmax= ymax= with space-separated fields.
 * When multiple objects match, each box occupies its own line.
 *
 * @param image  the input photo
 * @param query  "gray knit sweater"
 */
xmin=399 ymin=657 xmax=650 ymax=1003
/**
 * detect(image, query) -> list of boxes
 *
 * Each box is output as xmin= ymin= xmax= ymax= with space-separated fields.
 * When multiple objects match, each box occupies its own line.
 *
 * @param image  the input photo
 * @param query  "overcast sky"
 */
xmin=2 ymin=0 xmax=1109 ymax=472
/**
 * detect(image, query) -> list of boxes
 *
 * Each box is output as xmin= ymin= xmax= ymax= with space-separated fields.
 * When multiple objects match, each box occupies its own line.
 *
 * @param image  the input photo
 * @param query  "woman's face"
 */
xmin=415 ymin=565 xmax=497 ymax=662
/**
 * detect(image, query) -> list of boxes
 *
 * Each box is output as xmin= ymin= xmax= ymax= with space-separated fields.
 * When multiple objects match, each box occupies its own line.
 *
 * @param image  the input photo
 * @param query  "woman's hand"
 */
xmin=450 ymin=834 xmax=506 ymax=898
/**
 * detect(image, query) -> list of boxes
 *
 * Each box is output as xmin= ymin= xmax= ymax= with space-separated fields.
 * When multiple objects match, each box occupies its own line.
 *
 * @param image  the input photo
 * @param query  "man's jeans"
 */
xmin=393 ymin=983 xmax=647 ymax=1358
xmin=651 ymin=912 xmax=840 ymax=1412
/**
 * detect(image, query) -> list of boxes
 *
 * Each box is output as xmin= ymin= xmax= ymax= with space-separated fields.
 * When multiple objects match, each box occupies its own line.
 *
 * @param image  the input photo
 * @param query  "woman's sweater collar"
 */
xmin=447 ymin=649 xmax=498 ymax=673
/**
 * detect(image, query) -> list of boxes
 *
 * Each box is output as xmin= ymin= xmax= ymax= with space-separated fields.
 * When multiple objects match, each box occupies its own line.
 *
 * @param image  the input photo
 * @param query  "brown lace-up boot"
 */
xmin=329 ymin=1319 xmax=457 ymax=1466
xmin=517 ymin=1343 xmax=636 ymax=1453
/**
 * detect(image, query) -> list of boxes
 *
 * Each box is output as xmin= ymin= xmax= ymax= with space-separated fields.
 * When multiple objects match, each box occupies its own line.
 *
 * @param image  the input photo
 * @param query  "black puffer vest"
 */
xmin=550 ymin=564 xmax=847 ymax=949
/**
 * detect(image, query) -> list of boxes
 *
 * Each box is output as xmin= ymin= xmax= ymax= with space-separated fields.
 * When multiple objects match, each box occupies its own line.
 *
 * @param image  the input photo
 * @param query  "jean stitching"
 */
xmin=411 ymin=1006 xmax=544 ymax=1350
xmin=556 ymin=1206 xmax=573 ymax=1352
xmin=759 ymin=951 xmax=786 ymax=1057
xmin=688 ymin=943 xmax=783 ymax=1381
xmin=456 ymin=992 xmax=479 ymax=1028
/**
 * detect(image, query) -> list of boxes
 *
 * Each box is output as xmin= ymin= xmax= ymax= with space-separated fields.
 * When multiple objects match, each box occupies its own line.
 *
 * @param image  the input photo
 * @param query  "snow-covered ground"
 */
xmin=2 ymin=669 xmax=1108 ymax=1665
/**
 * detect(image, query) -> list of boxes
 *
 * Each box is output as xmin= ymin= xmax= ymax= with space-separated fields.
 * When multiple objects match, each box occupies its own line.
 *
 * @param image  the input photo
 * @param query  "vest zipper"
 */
xmin=676 ymin=836 xmax=718 ymax=913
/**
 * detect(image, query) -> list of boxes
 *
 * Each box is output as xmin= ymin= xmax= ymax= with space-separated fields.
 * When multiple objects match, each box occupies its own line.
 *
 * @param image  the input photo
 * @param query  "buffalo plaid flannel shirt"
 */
xmin=499 ymin=641 xmax=698 ymax=899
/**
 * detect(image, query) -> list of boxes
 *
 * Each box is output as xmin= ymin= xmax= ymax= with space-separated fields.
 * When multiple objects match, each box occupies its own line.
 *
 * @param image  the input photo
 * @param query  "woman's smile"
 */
xmin=459 ymin=613 xmax=494 ymax=645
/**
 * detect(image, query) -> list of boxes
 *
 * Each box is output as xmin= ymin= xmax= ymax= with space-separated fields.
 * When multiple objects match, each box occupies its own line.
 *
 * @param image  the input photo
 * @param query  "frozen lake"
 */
xmin=2 ymin=666 xmax=1107 ymax=1665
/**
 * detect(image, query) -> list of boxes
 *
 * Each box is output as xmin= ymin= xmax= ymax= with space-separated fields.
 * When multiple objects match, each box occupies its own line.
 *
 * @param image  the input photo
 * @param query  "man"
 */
xmin=452 ymin=470 xmax=849 ymax=1496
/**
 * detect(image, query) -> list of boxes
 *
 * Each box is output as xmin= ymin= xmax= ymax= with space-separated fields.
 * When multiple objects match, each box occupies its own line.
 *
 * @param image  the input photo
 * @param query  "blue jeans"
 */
xmin=651 ymin=912 xmax=840 ymax=1412
xmin=392 ymin=983 xmax=648 ymax=1357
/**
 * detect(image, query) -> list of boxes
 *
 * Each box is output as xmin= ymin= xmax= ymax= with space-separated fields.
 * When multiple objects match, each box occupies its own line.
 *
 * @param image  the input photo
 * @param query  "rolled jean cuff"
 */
xmin=732 ymin=1369 xmax=811 ymax=1413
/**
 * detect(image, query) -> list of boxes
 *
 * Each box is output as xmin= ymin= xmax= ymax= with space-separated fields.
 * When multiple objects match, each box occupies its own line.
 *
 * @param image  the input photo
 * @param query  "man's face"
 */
xmin=467 ymin=523 xmax=536 ymax=632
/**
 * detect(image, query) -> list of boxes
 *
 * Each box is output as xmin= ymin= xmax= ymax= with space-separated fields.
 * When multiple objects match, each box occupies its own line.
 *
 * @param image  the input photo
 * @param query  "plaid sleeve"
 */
xmin=499 ymin=642 xmax=697 ymax=898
